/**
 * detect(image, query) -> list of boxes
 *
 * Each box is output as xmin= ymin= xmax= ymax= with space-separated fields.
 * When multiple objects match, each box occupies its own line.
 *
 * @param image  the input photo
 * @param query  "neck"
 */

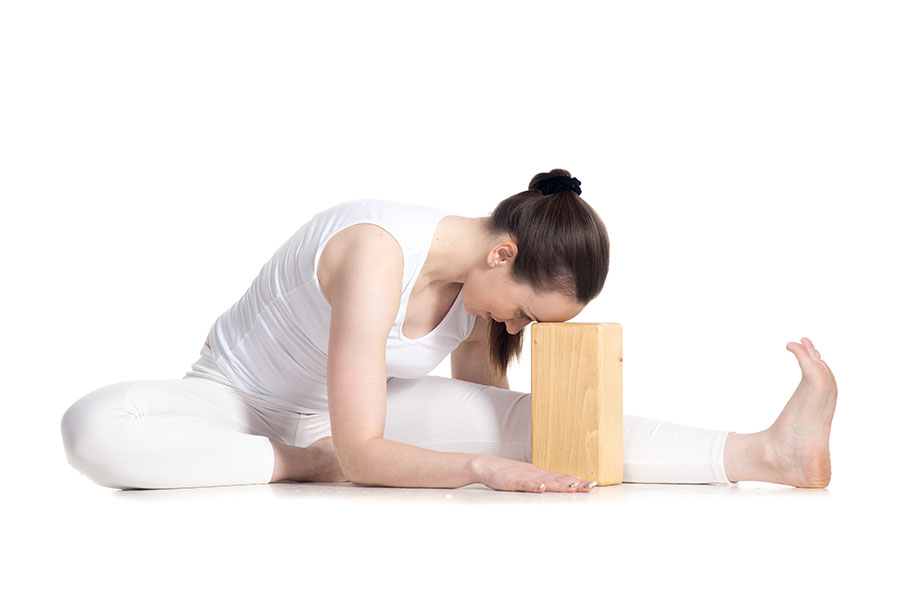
xmin=421 ymin=215 xmax=494 ymax=289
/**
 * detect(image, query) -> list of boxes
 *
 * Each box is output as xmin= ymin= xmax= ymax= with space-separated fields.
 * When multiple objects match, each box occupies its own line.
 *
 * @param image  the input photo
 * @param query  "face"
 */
xmin=462 ymin=243 xmax=585 ymax=335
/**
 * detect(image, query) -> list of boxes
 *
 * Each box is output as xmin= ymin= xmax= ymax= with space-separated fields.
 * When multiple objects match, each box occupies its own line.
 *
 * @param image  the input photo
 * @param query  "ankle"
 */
xmin=270 ymin=441 xmax=318 ymax=483
xmin=723 ymin=430 xmax=779 ymax=484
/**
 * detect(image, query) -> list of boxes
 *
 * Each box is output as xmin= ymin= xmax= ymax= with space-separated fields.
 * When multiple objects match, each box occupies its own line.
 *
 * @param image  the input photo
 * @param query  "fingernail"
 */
xmin=584 ymin=481 xmax=597 ymax=488
xmin=568 ymin=482 xmax=579 ymax=488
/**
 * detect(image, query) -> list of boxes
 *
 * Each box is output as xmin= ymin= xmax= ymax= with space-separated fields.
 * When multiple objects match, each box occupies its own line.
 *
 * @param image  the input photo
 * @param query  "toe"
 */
xmin=787 ymin=340 xmax=814 ymax=369
xmin=801 ymin=337 xmax=826 ymax=362
xmin=790 ymin=339 xmax=837 ymax=390
xmin=787 ymin=340 xmax=805 ymax=356
xmin=801 ymin=337 xmax=816 ymax=357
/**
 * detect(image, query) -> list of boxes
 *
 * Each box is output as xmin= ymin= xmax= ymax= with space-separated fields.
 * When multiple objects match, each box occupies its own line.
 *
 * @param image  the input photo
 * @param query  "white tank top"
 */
xmin=206 ymin=199 xmax=477 ymax=414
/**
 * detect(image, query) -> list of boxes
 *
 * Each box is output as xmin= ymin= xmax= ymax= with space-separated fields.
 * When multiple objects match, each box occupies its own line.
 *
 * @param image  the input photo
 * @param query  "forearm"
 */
xmin=452 ymin=351 xmax=510 ymax=388
xmin=342 ymin=437 xmax=481 ymax=489
xmin=454 ymin=372 xmax=509 ymax=389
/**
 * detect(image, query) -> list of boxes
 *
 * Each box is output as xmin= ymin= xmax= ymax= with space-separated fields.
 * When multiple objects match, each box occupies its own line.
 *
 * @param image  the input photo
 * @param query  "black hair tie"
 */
xmin=536 ymin=175 xmax=582 ymax=196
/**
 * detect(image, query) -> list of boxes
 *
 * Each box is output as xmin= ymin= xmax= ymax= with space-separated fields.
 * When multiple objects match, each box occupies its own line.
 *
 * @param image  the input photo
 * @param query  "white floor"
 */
xmin=12 ymin=464 xmax=893 ymax=599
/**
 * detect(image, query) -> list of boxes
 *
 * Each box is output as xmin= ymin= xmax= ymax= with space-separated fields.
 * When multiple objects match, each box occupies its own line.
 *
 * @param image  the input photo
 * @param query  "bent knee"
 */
xmin=60 ymin=381 xmax=144 ymax=489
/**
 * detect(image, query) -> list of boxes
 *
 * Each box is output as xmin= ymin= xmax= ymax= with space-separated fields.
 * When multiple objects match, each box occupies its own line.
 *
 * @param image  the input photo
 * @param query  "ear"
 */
xmin=490 ymin=241 xmax=518 ymax=265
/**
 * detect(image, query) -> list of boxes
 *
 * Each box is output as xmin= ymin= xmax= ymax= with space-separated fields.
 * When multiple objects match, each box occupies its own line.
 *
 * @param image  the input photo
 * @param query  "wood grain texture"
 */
xmin=531 ymin=323 xmax=623 ymax=485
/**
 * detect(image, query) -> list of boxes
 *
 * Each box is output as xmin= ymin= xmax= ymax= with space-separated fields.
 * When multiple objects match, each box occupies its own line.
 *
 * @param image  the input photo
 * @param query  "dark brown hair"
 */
xmin=484 ymin=168 xmax=610 ymax=379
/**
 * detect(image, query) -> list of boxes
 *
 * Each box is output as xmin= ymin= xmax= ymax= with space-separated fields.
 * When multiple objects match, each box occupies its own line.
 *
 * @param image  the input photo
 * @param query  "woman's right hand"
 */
xmin=472 ymin=454 xmax=597 ymax=493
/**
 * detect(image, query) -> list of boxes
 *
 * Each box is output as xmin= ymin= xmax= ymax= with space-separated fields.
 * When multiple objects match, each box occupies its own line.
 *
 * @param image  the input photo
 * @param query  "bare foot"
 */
xmin=766 ymin=337 xmax=838 ymax=488
xmin=307 ymin=436 xmax=350 ymax=483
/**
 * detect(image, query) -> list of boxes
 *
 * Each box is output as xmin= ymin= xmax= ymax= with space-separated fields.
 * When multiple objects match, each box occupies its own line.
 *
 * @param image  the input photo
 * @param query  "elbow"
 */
xmin=342 ymin=464 xmax=379 ymax=487
xmin=334 ymin=447 xmax=361 ymax=483
xmin=342 ymin=464 xmax=369 ymax=486
xmin=333 ymin=437 xmax=378 ymax=485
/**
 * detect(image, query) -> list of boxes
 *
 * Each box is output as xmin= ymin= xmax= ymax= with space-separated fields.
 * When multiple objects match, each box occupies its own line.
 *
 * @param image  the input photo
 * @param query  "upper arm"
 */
xmin=451 ymin=316 xmax=507 ymax=387
xmin=321 ymin=224 xmax=404 ymax=476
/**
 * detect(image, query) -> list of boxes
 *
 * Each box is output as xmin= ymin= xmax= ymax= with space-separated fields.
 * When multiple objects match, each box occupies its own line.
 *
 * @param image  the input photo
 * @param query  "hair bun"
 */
xmin=535 ymin=175 xmax=582 ymax=196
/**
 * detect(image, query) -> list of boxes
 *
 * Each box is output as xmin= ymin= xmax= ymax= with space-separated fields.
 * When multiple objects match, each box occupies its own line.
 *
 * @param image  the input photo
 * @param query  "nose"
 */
xmin=506 ymin=316 xmax=531 ymax=335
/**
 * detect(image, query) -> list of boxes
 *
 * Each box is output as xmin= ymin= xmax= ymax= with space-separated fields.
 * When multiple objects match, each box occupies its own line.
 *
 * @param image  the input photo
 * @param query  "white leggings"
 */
xmin=60 ymin=344 xmax=734 ymax=490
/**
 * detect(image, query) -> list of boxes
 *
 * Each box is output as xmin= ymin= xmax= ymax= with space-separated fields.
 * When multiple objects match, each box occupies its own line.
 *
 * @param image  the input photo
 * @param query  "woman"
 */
xmin=60 ymin=169 xmax=838 ymax=493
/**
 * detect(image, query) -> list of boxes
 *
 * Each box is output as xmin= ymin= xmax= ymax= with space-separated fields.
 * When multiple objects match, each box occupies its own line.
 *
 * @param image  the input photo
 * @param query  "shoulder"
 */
xmin=317 ymin=223 xmax=403 ymax=306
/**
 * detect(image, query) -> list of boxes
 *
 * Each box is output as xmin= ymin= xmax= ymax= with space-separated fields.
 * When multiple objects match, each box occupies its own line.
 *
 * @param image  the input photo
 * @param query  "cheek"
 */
xmin=464 ymin=285 xmax=495 ymax=317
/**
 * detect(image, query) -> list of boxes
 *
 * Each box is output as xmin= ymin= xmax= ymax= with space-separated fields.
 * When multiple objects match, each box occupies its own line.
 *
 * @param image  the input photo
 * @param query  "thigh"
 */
xmin=291 ymin=376 xmax=532 ymax=457
xmin=381 ymin=375 xmax=532 ymax=462
xmin=64 ymin=376 xmax=299 ymax=445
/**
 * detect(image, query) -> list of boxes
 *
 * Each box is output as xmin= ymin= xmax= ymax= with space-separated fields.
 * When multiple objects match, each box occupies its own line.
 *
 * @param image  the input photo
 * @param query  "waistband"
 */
xmin=184 ymin=343 xmax=238 ymax=388
xmin=184 ymin=344 xmax=323 ymax=416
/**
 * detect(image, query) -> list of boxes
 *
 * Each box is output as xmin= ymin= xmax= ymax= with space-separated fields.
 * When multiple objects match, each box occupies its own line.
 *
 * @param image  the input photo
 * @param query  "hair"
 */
xmin=484 ymin=168 xmax=610 ymax=379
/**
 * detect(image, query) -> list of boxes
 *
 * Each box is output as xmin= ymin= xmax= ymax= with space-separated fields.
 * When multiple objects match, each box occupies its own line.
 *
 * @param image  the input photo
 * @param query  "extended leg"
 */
xmin=375 ymin=375 xmax=733 ymax=485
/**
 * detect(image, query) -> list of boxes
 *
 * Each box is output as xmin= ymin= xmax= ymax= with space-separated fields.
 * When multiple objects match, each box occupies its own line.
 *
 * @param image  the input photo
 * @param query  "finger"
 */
xmin=578 ymin=480 xmax=598 ymax=492
xmin=571 ymin=478 xmax=598 ymax=492
xmin=531 ymin=476 xmax=572 ymax=493
xmin=559 ymin=478 xmax=597 ymax=493
xmin=539 ymin=479 xmax=571 ymax=493
xmin=551 ymin=475 xmax=595 ymax=493
xmin=568 ymin=478 xmax=597 ymax=492
xmin=544 ymin=473 xmax=581 ymax=492
xmin=562 ymin=479 xmax=582 ymax=492
xmin=527 ymin=481 xmax=546 ymax=493
xmin=513 ymin=481 xmax=545 ymax=493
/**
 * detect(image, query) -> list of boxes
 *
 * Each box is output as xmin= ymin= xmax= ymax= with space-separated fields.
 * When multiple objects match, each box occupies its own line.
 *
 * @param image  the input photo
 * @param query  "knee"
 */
xmin=60 ymin=382 xmax=139 ymax=489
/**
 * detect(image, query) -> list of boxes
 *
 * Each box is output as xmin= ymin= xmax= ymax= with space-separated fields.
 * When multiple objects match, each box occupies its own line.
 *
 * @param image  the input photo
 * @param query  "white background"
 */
xmin=2 ymin=1 xmax=897 ymax=598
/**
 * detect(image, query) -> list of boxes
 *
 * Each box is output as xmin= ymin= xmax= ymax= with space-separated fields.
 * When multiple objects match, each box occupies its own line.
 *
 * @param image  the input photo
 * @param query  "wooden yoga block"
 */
xmin=531 ymin=322 xmax=623 ymax=486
